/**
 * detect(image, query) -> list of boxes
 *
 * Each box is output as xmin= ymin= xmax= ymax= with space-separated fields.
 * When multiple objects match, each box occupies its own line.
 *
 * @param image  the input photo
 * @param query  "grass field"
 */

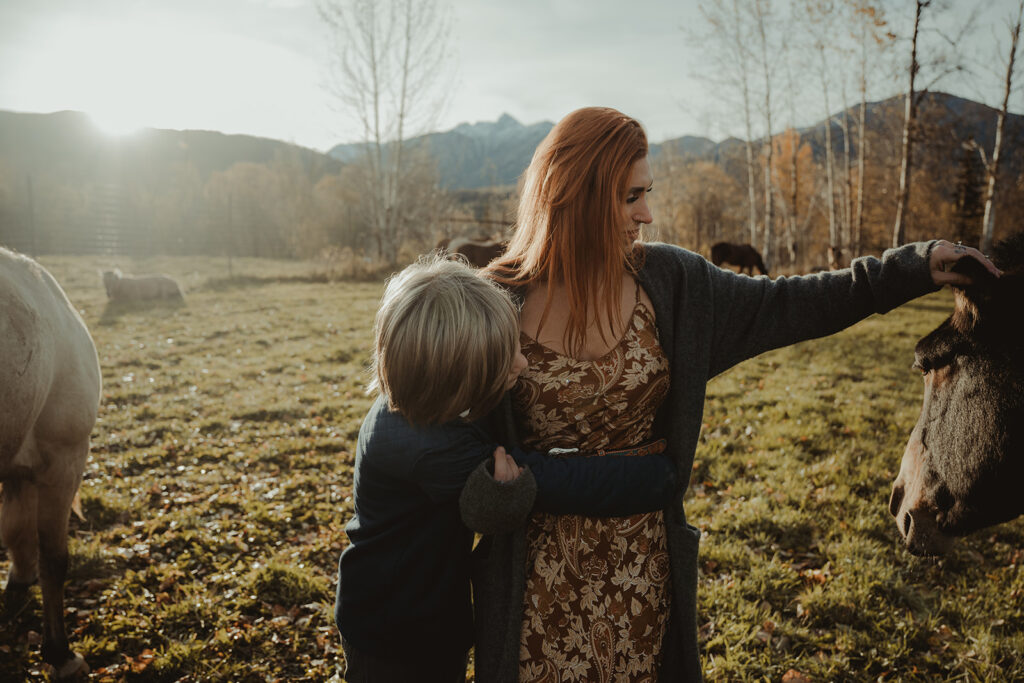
xmin=1 ymin=254 xmax=1021 ymax=682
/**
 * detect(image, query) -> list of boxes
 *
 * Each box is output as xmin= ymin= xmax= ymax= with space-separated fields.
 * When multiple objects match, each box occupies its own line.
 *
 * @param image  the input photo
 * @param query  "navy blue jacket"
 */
xmin=335 ymin=395 xmax=676 ymax=658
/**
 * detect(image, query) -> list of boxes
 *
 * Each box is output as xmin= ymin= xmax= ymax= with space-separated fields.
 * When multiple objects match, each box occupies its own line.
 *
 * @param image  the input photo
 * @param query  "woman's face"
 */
xmin=622 ymin=157 xmax=654 ymax=246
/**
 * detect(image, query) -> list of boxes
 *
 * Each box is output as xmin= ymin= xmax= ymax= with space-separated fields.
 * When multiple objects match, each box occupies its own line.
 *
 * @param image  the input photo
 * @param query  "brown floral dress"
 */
xmin=512 ymin=286 xmax=672 ymax=683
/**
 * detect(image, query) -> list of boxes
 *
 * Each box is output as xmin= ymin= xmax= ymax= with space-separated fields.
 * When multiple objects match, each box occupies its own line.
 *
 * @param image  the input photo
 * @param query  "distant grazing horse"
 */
xmin=889 ymin=232 xmax=1024 ymax=555
xmin=711 ymin=242 xmax=769 ymax=276
xmin=102 ymin=269 xmax=184 ymax=303
xmin=2 ymin=247 xmax=100 ymax=677
xmin=438 ymin=237 xmax=508 ymax=269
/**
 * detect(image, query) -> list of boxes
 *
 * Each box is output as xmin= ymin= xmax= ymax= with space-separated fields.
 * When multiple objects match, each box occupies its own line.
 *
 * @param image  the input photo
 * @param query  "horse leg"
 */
xmin=35 ymin=451 xmax=88 ymax=678
xmin=2 ymin=477 xmax=40 ymax=618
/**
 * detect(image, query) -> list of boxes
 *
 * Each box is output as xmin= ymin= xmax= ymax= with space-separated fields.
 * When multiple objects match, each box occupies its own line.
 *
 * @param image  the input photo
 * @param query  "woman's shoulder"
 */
xmin=638 ymin=242 xmax=711 ymax=275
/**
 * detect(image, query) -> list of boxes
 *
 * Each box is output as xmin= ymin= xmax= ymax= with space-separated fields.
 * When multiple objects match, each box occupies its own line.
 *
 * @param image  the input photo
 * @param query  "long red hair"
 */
xmin=485 ymin=106 xmax=648 ymax=356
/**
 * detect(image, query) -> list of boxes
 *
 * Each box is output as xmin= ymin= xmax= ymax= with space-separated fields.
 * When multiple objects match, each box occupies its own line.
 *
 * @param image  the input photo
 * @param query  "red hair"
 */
xmin=485 ymin=106 xmax=648 ymax=356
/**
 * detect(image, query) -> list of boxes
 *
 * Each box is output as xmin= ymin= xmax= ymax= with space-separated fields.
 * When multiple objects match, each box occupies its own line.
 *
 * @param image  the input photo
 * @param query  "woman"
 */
xmin=460 ymin=106 xmax=998 ymax=682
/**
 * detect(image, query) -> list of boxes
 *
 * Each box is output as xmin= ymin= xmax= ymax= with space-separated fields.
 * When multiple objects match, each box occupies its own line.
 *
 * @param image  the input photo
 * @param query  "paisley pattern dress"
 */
xmin=512 ymin=287 xmax=672 ymax=683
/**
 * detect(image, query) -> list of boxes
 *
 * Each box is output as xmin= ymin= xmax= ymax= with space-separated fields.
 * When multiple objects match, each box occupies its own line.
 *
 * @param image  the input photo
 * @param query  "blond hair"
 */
xmin=370 ymin=255 xmax=519 ymax=426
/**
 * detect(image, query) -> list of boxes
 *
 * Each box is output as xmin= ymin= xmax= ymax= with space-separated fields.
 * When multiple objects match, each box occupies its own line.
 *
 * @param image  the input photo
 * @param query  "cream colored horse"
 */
xmin=2 ymin=247 xmax=100 ymax=678
xmin=102 ymin=268 xmax=184 ymax=302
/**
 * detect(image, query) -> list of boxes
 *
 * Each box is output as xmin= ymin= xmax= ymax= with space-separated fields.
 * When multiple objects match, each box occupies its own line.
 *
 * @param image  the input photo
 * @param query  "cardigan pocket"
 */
xmin=660 ymin=518 xmax=705 ymax=682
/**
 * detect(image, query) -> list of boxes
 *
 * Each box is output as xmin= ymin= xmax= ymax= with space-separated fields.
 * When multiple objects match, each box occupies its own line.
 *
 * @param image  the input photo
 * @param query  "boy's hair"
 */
xmin=369 ymin=255 xmax=519 ymax=426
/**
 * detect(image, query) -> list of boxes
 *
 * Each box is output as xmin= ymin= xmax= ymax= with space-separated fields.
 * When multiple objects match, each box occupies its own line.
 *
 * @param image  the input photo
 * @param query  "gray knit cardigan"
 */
xmin=460 ymin=240 xmax=939 ymax=682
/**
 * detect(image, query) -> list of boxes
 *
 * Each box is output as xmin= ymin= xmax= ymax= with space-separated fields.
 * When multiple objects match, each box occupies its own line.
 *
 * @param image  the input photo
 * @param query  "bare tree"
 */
xmin=891 ymin=0 xmax=928 ymax=247
xmin=979 ymin=0 xmax=1023 ymax=254
xmin=778 ymin=44 xmax=802 ymax=267
xmin=319 ymin=0 xmax=452 ymax=266
xmin=847 ymin=0 xmax=891 ymax=258
xmin=696 ymin=0 xmax=760 ymax=246
xmin=891 ymin=0 xmax=978 ymax=246
xmin=801 ymin=0 xmax=842 ymax=268
xmin=754 ymin=0 xmax=777 ymax=272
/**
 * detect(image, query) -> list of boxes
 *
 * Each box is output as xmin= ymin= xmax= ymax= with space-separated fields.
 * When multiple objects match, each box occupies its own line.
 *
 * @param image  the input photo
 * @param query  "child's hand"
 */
xmin=492 ymin=446 xmax=524 ymax=483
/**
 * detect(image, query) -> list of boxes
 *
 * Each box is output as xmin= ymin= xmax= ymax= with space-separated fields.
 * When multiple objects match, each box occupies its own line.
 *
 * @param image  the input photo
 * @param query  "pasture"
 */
xmin=1 ymin=255 xmax=1021 ymax=681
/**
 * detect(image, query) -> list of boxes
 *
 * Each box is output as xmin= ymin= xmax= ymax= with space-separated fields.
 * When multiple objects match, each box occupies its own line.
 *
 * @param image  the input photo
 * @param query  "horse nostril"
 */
xmin=902 ymin=511 xmax=913 ymax=538
xmin=889 ymin=486 xmax=904 ymax=518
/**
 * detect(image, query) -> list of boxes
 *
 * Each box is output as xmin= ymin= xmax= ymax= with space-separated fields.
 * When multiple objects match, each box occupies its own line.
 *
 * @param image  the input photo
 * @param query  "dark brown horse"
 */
xmin=438 ymin=237 xmax=508 ymax=268
xmin=889 ymin=232 xmax=1024 ymax=555
xmin=710 ymin=242 xmax=768 ymax=276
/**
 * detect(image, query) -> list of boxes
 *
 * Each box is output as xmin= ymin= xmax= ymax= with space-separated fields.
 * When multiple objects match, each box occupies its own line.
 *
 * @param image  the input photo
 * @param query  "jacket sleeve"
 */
xmin=703 ymin=241 xmax=940 ymax=377
xmin=510 ymin=448 xmax=677 ymax=515
xmin=411 ymin=423 xmax=516 ymax=503
xmin=458 ymin=448 xmax=677 ymax=534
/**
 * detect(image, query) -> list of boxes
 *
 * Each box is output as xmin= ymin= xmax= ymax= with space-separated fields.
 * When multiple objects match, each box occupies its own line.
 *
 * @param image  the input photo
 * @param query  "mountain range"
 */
xmin=328 ymin=93 xmax=1023 ymax=190
xmin=1 ymin=92 xmax=1021 ymax=194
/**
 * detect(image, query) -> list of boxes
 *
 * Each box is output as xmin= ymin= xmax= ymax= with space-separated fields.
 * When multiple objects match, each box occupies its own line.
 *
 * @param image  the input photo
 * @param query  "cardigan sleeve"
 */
xmin=698 ymin=241 xmax=940 ymax=377
xmin=458 ymin=449 xmax=678 ymax=534
xmin=512 ymin=448 xmax=677 ymax=515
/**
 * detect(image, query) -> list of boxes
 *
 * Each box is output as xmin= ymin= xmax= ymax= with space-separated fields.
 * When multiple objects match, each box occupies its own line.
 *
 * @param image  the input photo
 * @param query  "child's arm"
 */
xmin=459 ymin=447 xmax=677 ymax=535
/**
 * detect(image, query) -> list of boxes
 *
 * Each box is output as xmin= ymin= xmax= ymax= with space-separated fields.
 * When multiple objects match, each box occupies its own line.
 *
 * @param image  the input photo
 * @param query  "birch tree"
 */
xmin=847 ymin=0 xmax=891 ymax=258
xmin=319 ymin=0 xmax=451 ymax=266
xmin=800 ymin=0 xmax=842 ymax=268
xmin=979 ymin=0 xmax=1023 ymax=254
xmin=754 ymin=0 xmax=777 ymax=272
xmin=891 ymin=0 xmax=977 ymax=246
xmin=891 ymin=0 xmax=927 ymax=247
xmin=697 ymin=0 xmax=760 ymax=246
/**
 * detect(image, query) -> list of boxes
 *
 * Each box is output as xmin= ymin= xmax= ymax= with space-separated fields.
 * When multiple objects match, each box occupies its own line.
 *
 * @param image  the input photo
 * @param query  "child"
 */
xmin=335 ymin=255 xmax=675 ymax=682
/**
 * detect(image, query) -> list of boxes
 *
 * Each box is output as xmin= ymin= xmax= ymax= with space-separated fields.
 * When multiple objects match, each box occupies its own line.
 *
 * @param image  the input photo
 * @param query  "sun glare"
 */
xmin=88 ymin=109 xmax=145 ymax=137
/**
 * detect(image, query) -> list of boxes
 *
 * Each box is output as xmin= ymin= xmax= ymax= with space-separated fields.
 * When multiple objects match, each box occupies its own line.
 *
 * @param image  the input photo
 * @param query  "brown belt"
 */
xmin=594 ymin=438 xmax=667 ymax=458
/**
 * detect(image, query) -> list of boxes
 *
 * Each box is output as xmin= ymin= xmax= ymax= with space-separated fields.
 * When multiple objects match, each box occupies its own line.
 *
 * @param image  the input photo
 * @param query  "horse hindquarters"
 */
xmin=1 ymin=252 xmax=98 ymax=678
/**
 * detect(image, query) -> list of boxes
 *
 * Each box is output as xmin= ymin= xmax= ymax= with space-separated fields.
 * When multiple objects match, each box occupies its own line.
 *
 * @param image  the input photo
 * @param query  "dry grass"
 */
xmin=1 ymin=255 xmax=1021 ymax=681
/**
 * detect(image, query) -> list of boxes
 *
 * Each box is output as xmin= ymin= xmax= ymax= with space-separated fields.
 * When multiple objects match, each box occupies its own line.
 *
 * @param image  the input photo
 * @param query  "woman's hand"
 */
xmin=929 ymin=240 xmax=1002 ymax=287
xmin=492 ymin=446 xmax=524 ymax=483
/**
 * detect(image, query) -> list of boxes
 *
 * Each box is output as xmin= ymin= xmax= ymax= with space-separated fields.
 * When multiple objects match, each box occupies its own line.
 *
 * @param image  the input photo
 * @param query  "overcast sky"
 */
xmin=1 ymin=0 xmax=1020 ymax=152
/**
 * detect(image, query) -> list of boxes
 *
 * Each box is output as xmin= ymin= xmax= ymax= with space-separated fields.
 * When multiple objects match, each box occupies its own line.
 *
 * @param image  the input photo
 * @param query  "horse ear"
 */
xmin=951 ymin=256 xmax=997 ymax=300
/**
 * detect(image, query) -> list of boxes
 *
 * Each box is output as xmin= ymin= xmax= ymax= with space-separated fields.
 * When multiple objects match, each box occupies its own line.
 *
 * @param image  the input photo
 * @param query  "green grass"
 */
xmin=1 ymin=255 xmax=1021 ymax=681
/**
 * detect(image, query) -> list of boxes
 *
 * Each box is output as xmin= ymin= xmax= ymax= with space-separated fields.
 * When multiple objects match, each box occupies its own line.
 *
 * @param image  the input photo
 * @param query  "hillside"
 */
xmin=3 ymin=93 xmax=1020 ymax=195
xmin=0 ymin=109 xmax=342 ymax=185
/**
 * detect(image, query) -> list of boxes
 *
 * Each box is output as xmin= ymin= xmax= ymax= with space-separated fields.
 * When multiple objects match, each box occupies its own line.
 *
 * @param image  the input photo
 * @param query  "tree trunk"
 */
xmin=756 ymin=0 xmax=774 ymax=272
xmin=820 ymin=47 xmax=840 ymax=270
xmin=892 ymin=0 xmax=925 ymax=248
xmin=855 ymin=36 xmax=867 ymax=258
xmin=788 ymin=135 xmax=799 ymax=266
xmin=839 ymin=87 xmax=853 ymax=265
xmin=981 ymin=0 xmax=1022 ymax=254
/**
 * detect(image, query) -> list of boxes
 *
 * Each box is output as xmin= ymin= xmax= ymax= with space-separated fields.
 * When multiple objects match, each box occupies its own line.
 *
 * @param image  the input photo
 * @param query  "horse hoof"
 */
xmin=52 ymin=653 xmax=89 ymax=679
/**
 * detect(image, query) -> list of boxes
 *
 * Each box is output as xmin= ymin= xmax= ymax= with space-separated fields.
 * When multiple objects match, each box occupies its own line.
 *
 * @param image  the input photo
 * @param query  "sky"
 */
xmin=1 ymin=0 xmax=1021 ymax=153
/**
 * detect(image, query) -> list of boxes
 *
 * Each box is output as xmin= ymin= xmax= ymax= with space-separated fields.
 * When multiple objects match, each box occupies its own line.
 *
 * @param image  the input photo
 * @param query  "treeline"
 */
xmin=648 ymin=93 xmax=1024 ymax=272
xmin=0 ymin=97 xmax=1020 ymax=274
xmin=660 ymin=0 xmax=1024 ymax=271
xmin=0 ymin=112 xmax=504 ymax=270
